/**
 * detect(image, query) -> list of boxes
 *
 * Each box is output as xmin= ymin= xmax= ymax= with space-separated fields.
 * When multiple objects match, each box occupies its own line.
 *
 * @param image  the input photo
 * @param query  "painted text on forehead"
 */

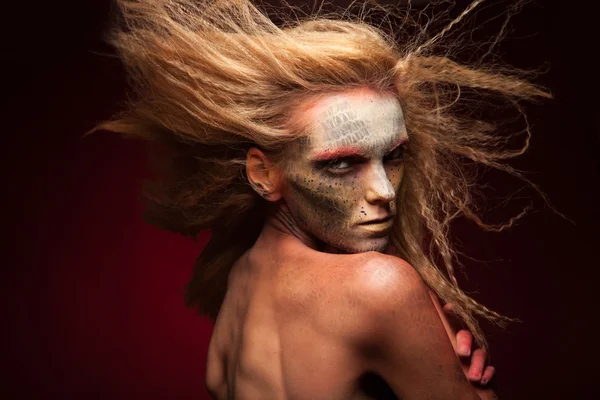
xmin=310 ymin=96 xmax=407 ymax=154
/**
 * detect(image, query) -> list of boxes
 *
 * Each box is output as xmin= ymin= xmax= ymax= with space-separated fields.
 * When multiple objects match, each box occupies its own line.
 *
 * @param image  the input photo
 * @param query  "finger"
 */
xmin=480 ymin=366 xmax=495 ymax=386
xmin=456 ymin=329 xmax=472 ymax=357
xmin=442 ymin=302 xmax=455 ymax=314
xmin=442 ymin=302 xmax=464 ymax=334
xmin=467 ymin=349 xmax=486 ymax=381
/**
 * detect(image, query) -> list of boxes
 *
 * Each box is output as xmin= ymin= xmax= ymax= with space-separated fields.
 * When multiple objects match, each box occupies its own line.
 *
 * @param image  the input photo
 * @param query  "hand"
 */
xmin=443 ymin=303 xmax=496 ymax=386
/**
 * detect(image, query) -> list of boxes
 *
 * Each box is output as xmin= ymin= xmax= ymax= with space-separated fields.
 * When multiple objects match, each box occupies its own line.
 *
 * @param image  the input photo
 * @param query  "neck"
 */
xmin=264 ymin=202 xmax=350 ymax=254
xmin=263 ymin=202 xmax=318 ymax=249
xmin=261 ymin=202 xmax=396 ymax=256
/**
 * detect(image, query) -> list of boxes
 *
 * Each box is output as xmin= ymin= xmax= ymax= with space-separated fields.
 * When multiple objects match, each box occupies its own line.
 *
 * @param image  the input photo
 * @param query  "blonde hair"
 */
xmin=90 ymin=0 xmax=551 ymax=351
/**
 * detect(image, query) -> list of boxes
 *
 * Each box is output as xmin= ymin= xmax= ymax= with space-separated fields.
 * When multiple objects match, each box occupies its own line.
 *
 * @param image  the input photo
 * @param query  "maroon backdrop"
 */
xmin=2 ymin=1 xmax=596 ymax=399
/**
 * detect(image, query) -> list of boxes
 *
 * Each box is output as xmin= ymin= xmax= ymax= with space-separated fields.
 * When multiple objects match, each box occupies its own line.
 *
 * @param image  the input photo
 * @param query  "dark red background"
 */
xmin=1 ymin=1 xmax=597 ymax=399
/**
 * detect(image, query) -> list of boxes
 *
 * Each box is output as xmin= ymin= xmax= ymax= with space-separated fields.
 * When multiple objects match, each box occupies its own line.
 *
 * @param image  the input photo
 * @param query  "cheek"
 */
xmin=285 ymin=170 xmax=359 ymax=219
xmin=386 ymin=163 xmax=405 ymax=189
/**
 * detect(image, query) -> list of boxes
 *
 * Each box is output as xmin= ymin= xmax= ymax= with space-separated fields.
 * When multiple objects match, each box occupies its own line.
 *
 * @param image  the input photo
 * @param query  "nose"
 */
xmin=365 ymin=164 xmax=396 ymax=205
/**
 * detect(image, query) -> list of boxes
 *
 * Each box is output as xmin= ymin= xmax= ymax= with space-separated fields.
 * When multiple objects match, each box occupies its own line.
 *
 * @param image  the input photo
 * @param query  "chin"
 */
xmin=337 ymin=237 xmax=390 ymax=254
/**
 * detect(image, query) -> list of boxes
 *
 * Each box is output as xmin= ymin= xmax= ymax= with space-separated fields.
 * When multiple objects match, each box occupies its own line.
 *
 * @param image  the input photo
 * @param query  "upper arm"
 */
xmin=351 ymin=254 xmax=479 ymax=400
xmin=205 ymin=330 xmax=227 ymax=399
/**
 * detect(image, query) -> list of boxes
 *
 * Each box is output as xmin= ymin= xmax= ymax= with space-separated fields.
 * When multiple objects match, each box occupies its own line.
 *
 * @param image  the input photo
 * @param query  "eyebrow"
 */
xmin=311 ymin=146 xmax=369 ymax=162
xmin=385 ymin=136 xmax=409 ymax=154
xmin=311 ymin=135 xmax=409 ymax=162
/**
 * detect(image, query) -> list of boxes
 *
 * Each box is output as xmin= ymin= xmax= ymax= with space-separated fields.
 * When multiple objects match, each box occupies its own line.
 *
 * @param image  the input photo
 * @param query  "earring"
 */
xmin=251 ymin=183 xmax=271 ymax=199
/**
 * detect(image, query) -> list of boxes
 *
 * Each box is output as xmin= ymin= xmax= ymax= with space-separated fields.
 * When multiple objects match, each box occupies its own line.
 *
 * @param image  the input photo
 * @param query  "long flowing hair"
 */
xmin=91 ymin=0 xmax=551 ymax=351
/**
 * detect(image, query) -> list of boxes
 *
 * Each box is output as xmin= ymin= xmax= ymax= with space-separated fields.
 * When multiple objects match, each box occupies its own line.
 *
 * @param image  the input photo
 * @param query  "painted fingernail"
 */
xmin=470 ymin=371 xmax=481 ymax=380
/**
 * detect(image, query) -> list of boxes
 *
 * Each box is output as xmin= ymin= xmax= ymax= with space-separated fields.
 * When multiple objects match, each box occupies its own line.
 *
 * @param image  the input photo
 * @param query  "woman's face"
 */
xmin=282 ymin=88 xmax=408 ymax=253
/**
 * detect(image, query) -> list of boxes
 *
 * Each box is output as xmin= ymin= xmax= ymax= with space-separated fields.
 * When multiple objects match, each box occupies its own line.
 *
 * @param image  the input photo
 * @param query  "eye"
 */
xmin=385 ymin=145 xmax=404 ymax=162
xmin=314 ymin=156 xmax=366 ymax=174
xmin=326 ymin=158 xmax=353 ymax=173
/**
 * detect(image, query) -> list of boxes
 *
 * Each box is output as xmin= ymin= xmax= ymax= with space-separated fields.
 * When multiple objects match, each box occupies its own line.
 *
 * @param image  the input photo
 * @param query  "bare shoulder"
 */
xmin=277 ymin=250 xmax=478 ymax=398
xmin=344 ymin=253 xmax=479 ymax=399
xmin=348 ymin=251 xmax=429 ymax=311
xmin=274 ymin=249 xmax=429 ymax=342
xmin=302 ymin=251 xmax=428 ymax=343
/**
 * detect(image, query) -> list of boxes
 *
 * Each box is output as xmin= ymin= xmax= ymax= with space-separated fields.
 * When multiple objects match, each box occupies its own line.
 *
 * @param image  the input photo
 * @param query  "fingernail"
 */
xmin=460 ymin=346 xmax=471 ymax=357
xmin=481 ymin=378 xmax=488 ymax=385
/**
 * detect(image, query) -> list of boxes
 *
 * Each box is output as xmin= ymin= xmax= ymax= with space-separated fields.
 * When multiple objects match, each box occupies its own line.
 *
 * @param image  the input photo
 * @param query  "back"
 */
xmin=205 ymin=232 xmax=397 ymax=400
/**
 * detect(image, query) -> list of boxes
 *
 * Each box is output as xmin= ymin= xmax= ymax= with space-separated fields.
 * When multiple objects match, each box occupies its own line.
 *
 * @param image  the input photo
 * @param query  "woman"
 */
xmin=94 ymin=0 xmax=548 ymax=397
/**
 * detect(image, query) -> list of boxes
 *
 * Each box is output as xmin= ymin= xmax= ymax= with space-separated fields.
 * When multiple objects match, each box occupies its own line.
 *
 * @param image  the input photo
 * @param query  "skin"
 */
xmin=282 ymin=91 xmax=407 ymax=253
xmin=206 ymin=87 xmax=496 ymax=399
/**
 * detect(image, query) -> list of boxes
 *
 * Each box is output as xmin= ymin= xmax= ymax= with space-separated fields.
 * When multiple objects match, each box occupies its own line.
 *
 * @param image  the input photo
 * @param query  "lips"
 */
xmin=358 ymin=216 xmax=394 ymax=235
xmin=359 ymin=216 xmax=393 ymax=225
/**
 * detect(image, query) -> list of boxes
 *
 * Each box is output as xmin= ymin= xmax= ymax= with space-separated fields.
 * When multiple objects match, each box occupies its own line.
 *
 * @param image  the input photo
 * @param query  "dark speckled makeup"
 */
xmin=282 ymin=88 xmax=408 ymax=253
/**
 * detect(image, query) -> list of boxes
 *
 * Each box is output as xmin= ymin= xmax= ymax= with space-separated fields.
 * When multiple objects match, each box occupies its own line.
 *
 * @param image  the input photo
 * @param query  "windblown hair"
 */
xmin=92 ymin=0 xmax=551 ymax=351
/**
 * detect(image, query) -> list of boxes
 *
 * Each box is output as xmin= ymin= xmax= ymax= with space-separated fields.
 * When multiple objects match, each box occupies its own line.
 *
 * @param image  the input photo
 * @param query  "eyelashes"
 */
xmin=323 ymin=157 xmax=362 ymax=173
xmin=384 ymin=145 xmax=405 ymax=162
xmin=316 ymin=146 xmax=405 ymax=175
xmin=314 ymin=156 xmax=364 ymax=174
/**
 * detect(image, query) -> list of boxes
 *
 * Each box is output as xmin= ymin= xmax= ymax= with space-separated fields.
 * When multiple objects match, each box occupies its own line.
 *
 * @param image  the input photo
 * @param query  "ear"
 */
xmin=246 ymin=147 xmax=283 ymax=202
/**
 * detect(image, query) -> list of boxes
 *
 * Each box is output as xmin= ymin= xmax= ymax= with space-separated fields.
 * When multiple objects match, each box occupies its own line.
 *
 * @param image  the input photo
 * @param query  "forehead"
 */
xmin=303 ymin=89 xmax=407 ymax=155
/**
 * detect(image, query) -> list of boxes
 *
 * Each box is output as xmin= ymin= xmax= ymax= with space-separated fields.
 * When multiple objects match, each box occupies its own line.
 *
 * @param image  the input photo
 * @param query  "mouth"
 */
xmin=360 ymin=215 xmax=392 ymax=225
xmin=359 ymin=216 xmax=393 ymax=225
xmin=358 ymin=216 xmax=394 ymax=232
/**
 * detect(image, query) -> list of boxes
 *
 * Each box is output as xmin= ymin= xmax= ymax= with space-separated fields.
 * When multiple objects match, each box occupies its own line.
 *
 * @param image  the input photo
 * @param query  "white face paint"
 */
xmin=282 ymin=88 xmax=408 ymax=253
